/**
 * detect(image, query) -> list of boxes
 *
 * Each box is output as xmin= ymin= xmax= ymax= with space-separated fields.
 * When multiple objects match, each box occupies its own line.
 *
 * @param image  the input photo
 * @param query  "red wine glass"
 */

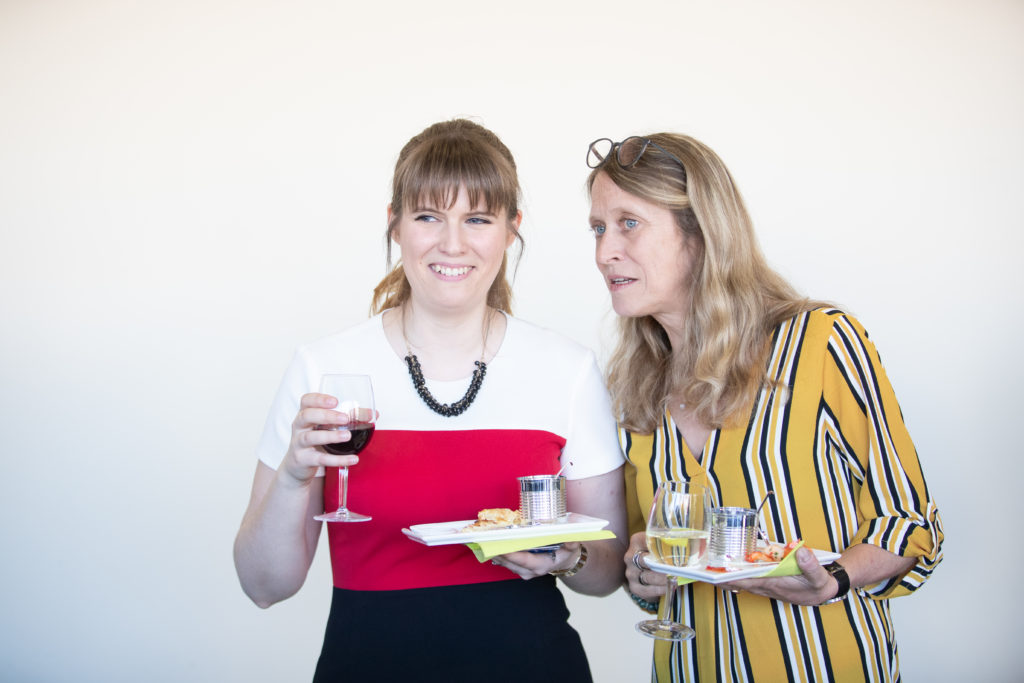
xmin=314 ymin=374 xmax=375 ymax=523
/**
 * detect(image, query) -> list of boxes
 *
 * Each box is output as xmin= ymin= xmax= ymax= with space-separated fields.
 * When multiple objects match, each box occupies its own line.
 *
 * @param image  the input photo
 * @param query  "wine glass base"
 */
xmin=314 ymin=510 xmax=372 ymax=522
xmin=635 ymin=619 xmax=695 ymax=641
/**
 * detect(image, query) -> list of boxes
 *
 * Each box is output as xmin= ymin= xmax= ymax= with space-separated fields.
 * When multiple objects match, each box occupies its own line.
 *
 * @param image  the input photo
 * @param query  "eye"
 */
xmin=624 ymin=218 xmax=639 ymax=230
xmin=414 ymin=214 xmax=439 ymax=223
xmin=590 ymin=224 xmax=606 ymax=236
xmin=467 ymin=216 xmax=493 ymax=226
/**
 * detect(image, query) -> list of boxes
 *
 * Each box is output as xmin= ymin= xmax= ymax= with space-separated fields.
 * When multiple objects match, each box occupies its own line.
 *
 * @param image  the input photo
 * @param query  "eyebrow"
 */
xmin=411 ymin=204 xmax=497 ymax=217
xmin=590 ymin=206 xmax=641 ymax=220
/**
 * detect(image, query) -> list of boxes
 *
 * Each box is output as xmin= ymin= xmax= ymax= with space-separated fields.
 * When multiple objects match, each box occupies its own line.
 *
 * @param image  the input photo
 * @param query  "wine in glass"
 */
xmin=314 ymin=374 xmax=375 ymax=523
xmin=636 ymin=480 xmax=711 ymax=640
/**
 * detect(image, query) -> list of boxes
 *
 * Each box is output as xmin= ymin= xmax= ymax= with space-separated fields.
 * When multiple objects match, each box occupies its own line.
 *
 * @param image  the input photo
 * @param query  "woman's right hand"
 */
xmin=280 ymin=392 xmax=360 ymax=485
xmin=624 ymin=531 xmax=664 ymax=602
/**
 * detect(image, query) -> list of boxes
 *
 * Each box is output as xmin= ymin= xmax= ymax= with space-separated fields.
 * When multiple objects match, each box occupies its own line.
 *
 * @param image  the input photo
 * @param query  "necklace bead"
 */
xmin=404 ymin=353 xmax=487 ymax=417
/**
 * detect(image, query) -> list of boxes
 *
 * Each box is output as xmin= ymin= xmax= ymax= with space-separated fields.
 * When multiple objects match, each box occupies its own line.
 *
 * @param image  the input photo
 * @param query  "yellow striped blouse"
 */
xmin=621 ymin=309 xmax=943 ymax=682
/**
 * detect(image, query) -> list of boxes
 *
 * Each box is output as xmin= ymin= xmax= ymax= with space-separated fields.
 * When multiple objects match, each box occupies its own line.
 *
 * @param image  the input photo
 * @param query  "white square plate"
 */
xmin=645 ymin=548 xmax=841 ymax=584
xmin=402 ymin=513 xmax=609 ymax=546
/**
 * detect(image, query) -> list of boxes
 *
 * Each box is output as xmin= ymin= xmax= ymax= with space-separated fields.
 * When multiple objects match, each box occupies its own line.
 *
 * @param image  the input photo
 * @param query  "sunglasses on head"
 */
xmin=586 ymin=136 xmax=686 ymax=171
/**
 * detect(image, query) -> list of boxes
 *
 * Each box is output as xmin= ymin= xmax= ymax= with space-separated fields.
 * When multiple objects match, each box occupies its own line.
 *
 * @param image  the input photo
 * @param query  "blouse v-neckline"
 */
xmin=666 ymin=407 xmax=714 ymax=469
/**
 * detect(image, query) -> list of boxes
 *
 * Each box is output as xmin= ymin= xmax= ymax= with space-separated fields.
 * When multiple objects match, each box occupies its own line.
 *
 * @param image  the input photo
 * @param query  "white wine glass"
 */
xmin=313 ymin=374 xmax=375 ymax=523
xmin=636 ymin=480 xmax=711 ymax=640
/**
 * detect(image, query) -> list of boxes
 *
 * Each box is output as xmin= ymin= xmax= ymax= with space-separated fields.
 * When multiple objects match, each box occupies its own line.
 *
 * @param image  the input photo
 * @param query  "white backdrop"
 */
xmin=2 ymin=1 xmax=1021 ymax=681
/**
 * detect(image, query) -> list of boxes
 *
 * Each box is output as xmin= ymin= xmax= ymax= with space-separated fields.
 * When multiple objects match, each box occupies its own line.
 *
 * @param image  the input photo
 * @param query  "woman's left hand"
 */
xmin=491 ymin=543 xmax=581 ymax=580
xmin=719 ymin=547 xmax=836 ymax=605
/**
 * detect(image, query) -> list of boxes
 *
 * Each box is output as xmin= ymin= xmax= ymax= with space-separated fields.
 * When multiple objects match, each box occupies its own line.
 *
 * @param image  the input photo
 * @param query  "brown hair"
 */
xmin=588 ymin=134 xmax=827 ymax=431
xmin=371 ymin=119 xmax=523 ymax=315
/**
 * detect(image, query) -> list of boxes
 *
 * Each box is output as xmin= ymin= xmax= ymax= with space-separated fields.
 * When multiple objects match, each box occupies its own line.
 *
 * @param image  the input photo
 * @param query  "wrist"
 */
xmin=819 ymin=561 xmax=851 ymax=605
xmin=276 ymin=462 xmax=320 ymax=492
xmin=549 ymin=544 xmax=588 ymax=578
xmin=628 ymin=589 xmax=659 ymax=613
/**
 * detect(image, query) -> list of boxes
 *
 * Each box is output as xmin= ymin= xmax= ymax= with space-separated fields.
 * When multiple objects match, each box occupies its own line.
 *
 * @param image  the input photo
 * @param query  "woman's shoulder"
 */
xmin=296 ymin=313 xmax=386 ymax=360
xmin=504 ymin=315 xmax=597 ymax=361
xmin=776 ymin=306 xmax=864 ymax=335
xmin=805 ymin=306 xmax=875 ymax=335
xmin=772 ymin=306 xmax=881 ymax=359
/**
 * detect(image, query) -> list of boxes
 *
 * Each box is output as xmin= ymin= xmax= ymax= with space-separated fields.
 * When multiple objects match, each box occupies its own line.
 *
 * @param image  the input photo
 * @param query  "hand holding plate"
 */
xmin=718 ymin=547 xmax=834 ymax=605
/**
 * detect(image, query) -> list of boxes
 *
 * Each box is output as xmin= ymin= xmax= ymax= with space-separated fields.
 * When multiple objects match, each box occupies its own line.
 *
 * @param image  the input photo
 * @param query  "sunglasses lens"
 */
xmin=587 ymin=138 xmax=614 ymax=168
xmin=617 ymin=137 xmax=650 ymax=168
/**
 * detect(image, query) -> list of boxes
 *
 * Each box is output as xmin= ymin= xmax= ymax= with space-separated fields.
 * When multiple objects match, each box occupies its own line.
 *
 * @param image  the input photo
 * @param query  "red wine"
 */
xmin=322 ymin=422 xmax=375 ymax=455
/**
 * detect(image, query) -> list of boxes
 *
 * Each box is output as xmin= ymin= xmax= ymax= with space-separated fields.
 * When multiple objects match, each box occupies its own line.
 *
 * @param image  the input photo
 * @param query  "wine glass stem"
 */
xmin=337 ymin=465 xmax=350 ymax=514
xmin=661 ymin=574 xmax=677 ymax=622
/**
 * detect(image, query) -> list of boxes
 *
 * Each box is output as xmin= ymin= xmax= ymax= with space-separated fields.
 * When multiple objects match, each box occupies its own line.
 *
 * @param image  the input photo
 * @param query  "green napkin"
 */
xmin=468 ymin=530 xmax=616 ymax=561
xmin=761 ymin=539 xmax=806 ymax=577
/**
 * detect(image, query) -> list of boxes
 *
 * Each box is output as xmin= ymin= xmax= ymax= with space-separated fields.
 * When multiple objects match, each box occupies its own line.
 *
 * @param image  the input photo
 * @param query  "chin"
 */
xmin=611 ymin=303 xmax=647 ymax=318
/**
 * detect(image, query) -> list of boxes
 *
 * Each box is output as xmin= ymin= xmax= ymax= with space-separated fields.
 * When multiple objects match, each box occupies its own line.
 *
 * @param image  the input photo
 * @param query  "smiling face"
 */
xmin=391 ymin=185 xmax=519 ymax=317
xmin=589 ymin=172 xmax=699 ymax=333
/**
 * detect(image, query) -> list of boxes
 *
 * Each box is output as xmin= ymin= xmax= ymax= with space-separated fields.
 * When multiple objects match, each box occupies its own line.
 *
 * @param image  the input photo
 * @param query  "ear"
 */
xmin=506 ymin=210 xmax=522 ymax=248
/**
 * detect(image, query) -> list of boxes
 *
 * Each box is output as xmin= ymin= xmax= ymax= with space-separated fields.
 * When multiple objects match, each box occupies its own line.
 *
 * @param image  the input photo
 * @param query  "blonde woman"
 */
xmin=586 ymin=134 xmax=943 ymax=682
xmin=235 ymin=120 xmax=627 ymax=682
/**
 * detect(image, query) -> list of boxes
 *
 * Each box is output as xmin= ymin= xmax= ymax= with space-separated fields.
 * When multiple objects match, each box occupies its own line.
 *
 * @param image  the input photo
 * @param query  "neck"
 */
xmin=384 ymin=302 xmax=503 ymax=381
xmin=652 ymin=311 xmax=687 ymax=355
xmin=405 ymin=302 xmax=490 ymax=348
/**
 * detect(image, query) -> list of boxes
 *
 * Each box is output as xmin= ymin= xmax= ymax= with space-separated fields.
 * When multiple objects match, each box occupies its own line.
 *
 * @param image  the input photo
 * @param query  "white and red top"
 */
xmin=255 ymin=313 xmax=624 ymax=591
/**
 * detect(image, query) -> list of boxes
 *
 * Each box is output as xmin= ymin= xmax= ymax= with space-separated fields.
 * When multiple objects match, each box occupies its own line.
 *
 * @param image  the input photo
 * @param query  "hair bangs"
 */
xmin=400 ymin=138 xmax=518 ymax=219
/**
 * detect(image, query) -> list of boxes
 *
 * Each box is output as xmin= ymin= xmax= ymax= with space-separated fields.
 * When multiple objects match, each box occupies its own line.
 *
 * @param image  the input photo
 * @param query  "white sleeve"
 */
xmin=254 ymin=347 xmax=319 ymax=472
xmin=559 ymin=351 xmax=625 ymax=480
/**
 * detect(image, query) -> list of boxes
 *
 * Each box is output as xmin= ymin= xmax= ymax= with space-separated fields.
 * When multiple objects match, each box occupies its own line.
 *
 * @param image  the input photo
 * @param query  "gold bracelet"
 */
xmin=549 ymin=544 xmax=588 ymax=577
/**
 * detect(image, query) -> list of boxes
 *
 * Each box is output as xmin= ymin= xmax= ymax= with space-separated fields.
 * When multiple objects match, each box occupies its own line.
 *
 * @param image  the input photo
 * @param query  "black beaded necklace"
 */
xmin=402 ymin=310 xmax=493 ymax=418
xmin=403 ymin=353 xmax=487 ymax=417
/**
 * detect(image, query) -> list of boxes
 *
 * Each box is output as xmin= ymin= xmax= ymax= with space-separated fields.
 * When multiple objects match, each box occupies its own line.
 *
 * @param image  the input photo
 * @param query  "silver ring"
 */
xmin=490 ymin=560 xmax=500 ymax=566
xmin=631 ymin=549 xmax=647 ymax=571
xmin=638 ymin=571 xmax=649 ymax=587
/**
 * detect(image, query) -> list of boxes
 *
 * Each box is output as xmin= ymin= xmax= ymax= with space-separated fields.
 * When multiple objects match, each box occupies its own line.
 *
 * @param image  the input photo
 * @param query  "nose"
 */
xmin=595 ymin=231 xmax=622 ymax=265
xmin=439 ymin=222 xmax=466 ymax=255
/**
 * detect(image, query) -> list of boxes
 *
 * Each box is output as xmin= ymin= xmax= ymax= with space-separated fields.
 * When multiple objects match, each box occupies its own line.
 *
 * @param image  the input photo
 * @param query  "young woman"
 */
xmin=234 ymin=120 xmax=627 ymax=682
xmin=586 ymin=134 xmax=943 ymax=682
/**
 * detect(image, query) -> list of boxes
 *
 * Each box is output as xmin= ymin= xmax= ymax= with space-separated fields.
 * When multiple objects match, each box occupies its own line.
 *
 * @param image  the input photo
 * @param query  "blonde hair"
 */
xmin=588 ymin=134 xmax=827 ymax=432
xmin=371 ymin=119 xmax=523 ymax=315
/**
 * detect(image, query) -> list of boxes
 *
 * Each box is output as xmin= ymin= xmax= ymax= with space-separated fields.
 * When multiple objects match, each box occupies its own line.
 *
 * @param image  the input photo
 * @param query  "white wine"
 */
xmin=647 ymin=528 xmax=710 ymax=567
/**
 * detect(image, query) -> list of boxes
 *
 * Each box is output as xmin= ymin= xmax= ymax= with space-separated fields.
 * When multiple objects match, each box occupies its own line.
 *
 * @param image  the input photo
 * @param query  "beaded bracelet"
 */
xmin=630 ymin=592 xmax=659 ymax=613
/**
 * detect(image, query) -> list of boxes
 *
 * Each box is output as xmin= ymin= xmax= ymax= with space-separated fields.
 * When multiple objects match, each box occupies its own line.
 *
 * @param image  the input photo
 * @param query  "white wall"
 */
xmin=1 ymin=1 xmax=1021 ymax=680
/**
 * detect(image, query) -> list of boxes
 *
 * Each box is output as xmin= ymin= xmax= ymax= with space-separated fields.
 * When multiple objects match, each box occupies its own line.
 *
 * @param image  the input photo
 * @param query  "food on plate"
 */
xmin=460 ymin=508 xmax=522 ymax=532
xmin=745 ymin=550 xmax=774 ymax=563
xmin=745 ymin=539 xmax=802 ymax=564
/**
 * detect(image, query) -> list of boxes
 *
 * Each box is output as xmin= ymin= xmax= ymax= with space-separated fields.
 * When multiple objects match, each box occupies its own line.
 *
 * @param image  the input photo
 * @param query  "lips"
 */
xmin=607 ymin=274 xmax=637 ymax=291
xmin=430 ymin=264 xmax=473 ymax=278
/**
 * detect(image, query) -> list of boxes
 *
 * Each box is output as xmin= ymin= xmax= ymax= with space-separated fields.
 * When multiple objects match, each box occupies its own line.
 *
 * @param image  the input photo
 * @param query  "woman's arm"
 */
xmin=721 ymin=543 xmax=917 ymax=605
xmin=233 ymin=462 xmax=323 ymax=608
xmin=492 ymin=466 xmax=629 ymax=596
xmin=560 ymin=466 xmax=629 ymax=595
xmin=722 ymin=314 xmax=937 ymax=605
xmin=233 ymin=392 xmax=358 ymax=608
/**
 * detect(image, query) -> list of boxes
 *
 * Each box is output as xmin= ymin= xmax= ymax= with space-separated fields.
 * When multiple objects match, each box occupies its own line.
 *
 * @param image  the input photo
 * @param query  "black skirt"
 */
xmin=313 ymin=576 xmax=593 ymax=683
